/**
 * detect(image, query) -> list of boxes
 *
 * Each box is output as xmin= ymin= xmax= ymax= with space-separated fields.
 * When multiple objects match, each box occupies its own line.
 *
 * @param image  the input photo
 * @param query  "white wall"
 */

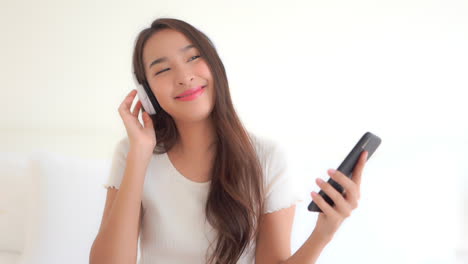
xmin=1 ymin=0 xmax=466 ymax=263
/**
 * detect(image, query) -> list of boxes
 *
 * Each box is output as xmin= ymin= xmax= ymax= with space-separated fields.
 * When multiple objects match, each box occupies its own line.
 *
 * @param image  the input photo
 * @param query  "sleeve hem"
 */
xmin=102 ymin=184 xmax=119 ymax=190
xmin=263 ymin=197 xmax=305 ymax=214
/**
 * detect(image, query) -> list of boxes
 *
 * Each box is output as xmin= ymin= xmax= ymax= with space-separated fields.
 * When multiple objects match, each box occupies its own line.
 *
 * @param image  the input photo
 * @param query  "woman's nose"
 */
xmin=174 ymin=62 xmax=195 ymax=85
xmin=178 ymin=76 xmax=194 ymax=86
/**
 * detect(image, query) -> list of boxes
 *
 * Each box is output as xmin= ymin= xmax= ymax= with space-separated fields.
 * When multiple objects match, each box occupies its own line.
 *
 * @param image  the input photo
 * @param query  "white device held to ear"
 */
xmin=132 ymin=73 xmax=157 ymax=115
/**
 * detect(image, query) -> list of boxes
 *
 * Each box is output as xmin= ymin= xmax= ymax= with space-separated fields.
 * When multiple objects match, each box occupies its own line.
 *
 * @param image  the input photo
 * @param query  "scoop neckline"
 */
xmin=163 ymin=151 xmax=211 ymax=187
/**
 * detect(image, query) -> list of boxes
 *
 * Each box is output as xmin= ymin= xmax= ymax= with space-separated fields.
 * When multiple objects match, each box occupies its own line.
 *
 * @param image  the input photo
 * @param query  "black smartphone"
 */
xmin=308 ymin=132 xmax=382 ymax=212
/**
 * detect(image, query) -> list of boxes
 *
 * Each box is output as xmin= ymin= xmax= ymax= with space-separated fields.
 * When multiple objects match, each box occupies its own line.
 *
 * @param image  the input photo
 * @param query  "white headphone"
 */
xmin=132 ymin=73 xmax=158 ymax=115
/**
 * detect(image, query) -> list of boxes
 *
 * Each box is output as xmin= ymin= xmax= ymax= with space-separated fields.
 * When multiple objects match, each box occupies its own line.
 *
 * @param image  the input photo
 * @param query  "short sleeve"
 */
xmin=259 ymin=137 xmax=306 ymax=214
xmin=103 ymin=137 xmax=130 ymax=190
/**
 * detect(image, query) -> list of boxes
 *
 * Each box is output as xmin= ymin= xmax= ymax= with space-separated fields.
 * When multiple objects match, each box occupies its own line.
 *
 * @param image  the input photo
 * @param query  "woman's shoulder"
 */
xmin=113 ymin=136 xmax=164 ymax=156
xmin=247 ymin=131 xmax=287 ymax=161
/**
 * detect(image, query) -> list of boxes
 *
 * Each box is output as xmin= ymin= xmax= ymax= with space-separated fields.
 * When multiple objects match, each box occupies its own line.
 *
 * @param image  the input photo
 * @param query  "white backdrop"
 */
xmin=1 ymin=0 xmax=466 ymax=263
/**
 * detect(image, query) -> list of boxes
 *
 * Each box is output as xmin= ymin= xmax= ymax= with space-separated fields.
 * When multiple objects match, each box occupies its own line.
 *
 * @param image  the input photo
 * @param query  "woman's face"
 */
xmin=142 ymin=29 xmax=215 ymax=123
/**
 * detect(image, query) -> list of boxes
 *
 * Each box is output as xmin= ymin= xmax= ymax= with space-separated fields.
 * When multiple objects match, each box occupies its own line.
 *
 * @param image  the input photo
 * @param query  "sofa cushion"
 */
xmin=0 ymin=152 xmax=29 ymax=254
xmin=17 ymin=150 xmax=110 ymax=264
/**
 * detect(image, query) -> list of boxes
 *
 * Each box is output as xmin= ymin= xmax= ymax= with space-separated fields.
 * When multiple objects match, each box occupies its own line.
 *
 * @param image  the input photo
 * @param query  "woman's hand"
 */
xmin=118 ymin=89 xmax=156 ymax=154
xmin=310 ymin=151 xmax=368 ymax=241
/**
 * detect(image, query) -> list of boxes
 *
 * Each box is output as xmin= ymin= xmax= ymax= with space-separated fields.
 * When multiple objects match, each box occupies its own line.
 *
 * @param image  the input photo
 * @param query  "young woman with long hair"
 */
xmin=89 ymin=17 xmax=368 ymax=264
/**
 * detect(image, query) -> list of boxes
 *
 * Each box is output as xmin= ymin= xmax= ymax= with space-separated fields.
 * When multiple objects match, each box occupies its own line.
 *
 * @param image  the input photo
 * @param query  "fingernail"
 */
xmin=328 ymin=169 xmax=336 ymax=174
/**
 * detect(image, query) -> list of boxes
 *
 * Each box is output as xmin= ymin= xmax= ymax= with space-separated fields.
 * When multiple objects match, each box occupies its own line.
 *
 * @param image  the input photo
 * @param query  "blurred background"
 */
xmin=1 ymin=0 xmax=466 ymax=263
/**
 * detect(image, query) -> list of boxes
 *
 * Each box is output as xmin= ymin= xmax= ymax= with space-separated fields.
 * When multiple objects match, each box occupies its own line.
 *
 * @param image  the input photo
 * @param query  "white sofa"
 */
xmin=0 ymin=151 xmax=109 ymax=264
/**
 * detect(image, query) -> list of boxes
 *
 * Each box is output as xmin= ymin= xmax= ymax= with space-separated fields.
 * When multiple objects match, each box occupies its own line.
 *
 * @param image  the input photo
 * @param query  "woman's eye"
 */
xmin=154 ymin=55 xmax=201 ymax=76
xmin=189 ymin=55 xmax=201 ymax=61
xmin=155 ymin=68 xmax=168 ymax=76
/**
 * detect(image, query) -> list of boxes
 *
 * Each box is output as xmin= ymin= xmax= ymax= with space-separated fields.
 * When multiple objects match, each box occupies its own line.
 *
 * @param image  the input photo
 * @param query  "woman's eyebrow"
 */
xmin=148 ymin=44 xmax=195 ymax=68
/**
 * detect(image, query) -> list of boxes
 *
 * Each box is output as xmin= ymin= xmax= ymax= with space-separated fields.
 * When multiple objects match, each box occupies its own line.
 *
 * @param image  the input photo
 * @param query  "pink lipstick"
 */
xmin=175 ymin=86 xmax=206 ymax=101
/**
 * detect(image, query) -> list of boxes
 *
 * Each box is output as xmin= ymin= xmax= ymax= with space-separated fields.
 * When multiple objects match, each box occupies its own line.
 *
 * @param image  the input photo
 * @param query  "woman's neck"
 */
xmin=172 ymin=116 xmax=217 ymax=158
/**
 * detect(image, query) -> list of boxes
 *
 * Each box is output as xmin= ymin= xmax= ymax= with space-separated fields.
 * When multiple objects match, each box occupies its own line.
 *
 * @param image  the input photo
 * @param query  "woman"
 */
xmin=89 ymin=17 xmax=368 ymax=264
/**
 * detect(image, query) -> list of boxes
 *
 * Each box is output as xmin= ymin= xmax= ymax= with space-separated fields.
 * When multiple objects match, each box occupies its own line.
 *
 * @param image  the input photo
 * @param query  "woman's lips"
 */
xmin=175 ymin=86 xmax=206 ymax=101
xmin=175 ymin=85 xmax=205 ymax=98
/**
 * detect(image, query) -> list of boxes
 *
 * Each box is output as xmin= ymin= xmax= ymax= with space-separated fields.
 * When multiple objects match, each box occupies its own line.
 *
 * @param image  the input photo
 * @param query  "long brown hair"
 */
xmin=132 ymin=18 xmax=265 ymax=263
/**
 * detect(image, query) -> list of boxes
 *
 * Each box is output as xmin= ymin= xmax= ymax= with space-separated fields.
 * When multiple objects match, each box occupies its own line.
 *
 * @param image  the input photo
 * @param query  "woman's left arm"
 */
xmin=285 ymin=150 xmax=368 ymax=264
xmin=255 ymin=151 xmax=368 ymax=264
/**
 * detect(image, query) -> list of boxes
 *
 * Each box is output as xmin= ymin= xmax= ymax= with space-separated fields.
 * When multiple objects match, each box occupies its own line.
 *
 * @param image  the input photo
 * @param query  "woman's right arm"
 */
xmin=90 ymin=89 xmax=156 ymax=264
xmin=89 ymin=148 xmax=152 ymax=264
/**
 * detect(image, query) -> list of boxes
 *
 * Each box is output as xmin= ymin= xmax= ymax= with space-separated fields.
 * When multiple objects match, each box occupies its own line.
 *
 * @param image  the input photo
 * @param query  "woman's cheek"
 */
xmin=197 ymin=60 xmax=212 ymax=77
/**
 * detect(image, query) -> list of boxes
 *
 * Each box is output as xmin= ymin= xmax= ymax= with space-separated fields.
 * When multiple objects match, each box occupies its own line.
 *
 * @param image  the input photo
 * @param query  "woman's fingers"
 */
xmin=118 ymin=90 xmax=138 ymax=116
xmin=132 ymin=100 xmax=142 ymax=118
xmin=311 ymin=152 xmax=368 ymax=219
xmin=328 ymin=169 xmax=360 ymax=207
xmin=311 ymin=191 xmax=337 ymax=217
xmin=316 ymin=177 xmax=353 ymax=217
xmin=142 ymin=111 xmax=154 ymax=128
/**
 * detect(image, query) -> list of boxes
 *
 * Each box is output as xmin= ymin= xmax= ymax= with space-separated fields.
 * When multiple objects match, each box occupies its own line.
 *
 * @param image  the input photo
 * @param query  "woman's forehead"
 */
xmin=143 ymin=30 xmax=195 ymax=66
xmin=144 ymin=30 xmax=192 ymax=55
